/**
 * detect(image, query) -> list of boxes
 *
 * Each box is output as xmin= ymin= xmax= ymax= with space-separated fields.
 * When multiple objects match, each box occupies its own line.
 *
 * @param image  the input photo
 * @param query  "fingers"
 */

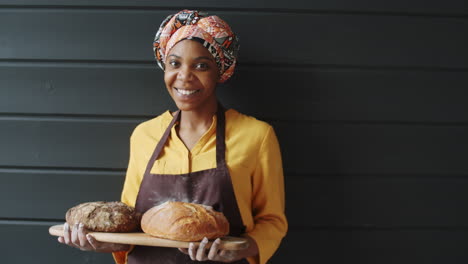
xmin=207 ymin=238 xmax=221 ymax=260
xmin=63 ymin=223 xmax=71 ymax=244
xmin=72 ymin=223 xmax=93 ymax=250
xmin=188 ymin=237 xmax=210 ymax=261
xmin=58 ymin=223 xmax=130 ymax=253
xmin=71 ymin=223 xmax=80 ymax=247
xmin=186 ymin=237 xmax=227 ymax=262
xmin=188 ymin=242 xmax=197 ymax=260
xmin=195 ymin=237 xmax=209 ymax=261
xmin=179 ymin=237 xmax=238 ymax=262
xmin=60 ymin=223 xmax=93 ymax=251
xmin=78 ymin=223 xmax=88 ymax=247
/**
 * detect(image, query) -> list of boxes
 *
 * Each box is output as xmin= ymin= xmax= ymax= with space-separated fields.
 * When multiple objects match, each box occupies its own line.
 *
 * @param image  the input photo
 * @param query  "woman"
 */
xmin=58 ymin=10 xmax=287 ymax=264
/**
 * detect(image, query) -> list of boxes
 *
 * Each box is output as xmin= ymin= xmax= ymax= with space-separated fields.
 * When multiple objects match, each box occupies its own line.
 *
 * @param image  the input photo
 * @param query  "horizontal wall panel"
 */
xmin=1 ymin=119 xmax=468 ymax=174
xmin=0 ymin=169 xmax=123 ymax=219
xmin=1 ymin=10 xmax=467 ymax=68
xmin=273 ymin=229 xmax=468 ymax=263
xmin=3 ymin=222 xmax=468 ymax=264
xmin=0 ymin=0 xmax=467 ymax=16
xmin=3 ymin=170 xmax=468 ymax=228
xmin=0 ymin=118 xmax=137 ymax=169
xmin=286 ymin=176 xmax=468 ymax=228
xmin=0 ymin=63 xmax=174 ymax=117
xmin=2 ymin=222 xmax=114 ymax=264
xmin=2 ymin=64 xmax=468 ymax=123
xmin=275 ymin=122 xmax=468 ymax=175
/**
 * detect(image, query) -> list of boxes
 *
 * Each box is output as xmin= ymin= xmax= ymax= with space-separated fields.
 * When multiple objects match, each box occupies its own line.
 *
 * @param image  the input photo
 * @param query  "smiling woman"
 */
xmin=164 ymin=40 xmax=219 ymax=115
xmin=57 ymin=9 xmax=287 ymax=264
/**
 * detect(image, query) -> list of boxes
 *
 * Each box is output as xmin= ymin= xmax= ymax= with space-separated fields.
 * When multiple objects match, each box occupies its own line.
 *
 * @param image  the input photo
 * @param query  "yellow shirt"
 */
xmin=116 ymin=109 xmax=287 ymax=264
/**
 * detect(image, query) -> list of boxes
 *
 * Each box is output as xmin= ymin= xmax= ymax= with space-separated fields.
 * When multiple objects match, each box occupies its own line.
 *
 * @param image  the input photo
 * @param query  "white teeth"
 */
xmin=176 ymin=88 xmax=198 ymax=95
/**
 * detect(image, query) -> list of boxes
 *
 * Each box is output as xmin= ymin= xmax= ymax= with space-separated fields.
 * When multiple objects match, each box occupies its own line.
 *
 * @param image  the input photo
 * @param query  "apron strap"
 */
xmin=143 ymin=110 xmax=181 ymax=176
xmin=143 ymin=102 xmax=227 ymax=176
xmin=216 ymin=103 xmax=227 ymax=167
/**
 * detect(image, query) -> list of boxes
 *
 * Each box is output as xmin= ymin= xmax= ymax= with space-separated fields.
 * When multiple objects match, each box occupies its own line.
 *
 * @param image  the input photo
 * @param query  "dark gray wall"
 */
xmin=1 ymin=1 xmax=468 ymax=263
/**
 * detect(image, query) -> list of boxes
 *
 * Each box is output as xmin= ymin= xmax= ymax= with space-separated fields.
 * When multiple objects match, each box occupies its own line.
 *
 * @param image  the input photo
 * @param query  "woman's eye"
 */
xmin=195 ymin=63 xmax=208 ymax=70
xmin=168 ymin=60 xmax=180 ymax=68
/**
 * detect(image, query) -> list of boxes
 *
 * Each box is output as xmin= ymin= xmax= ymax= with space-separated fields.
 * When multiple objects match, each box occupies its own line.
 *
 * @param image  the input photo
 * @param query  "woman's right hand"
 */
xmin=58 ymin=222 xmax=130 ymax=253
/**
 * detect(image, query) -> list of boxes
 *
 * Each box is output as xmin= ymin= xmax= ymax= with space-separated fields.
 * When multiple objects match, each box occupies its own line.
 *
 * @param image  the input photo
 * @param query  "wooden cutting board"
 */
xmin=49 ymin=224 xmax=249 ymax=250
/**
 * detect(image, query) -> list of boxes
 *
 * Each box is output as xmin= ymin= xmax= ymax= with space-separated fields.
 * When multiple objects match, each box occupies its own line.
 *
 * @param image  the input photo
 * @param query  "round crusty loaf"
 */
xmin=141 ymin=201 xmax=229 ymax=241
xmin=66 ymin=201 xmax=140 ymax=232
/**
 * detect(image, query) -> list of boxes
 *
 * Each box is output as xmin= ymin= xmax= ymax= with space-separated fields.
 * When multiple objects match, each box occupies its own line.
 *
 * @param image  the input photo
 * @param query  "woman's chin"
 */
xmin=173 ymin=98 xmax=217 ymax=113
xmin=174 ymin=101 xmax=196 ymax=111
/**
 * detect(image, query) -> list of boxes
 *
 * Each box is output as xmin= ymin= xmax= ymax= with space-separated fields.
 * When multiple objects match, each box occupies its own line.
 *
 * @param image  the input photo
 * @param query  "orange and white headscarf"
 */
xmin=153 ymin=10 xmax=240 ymax=83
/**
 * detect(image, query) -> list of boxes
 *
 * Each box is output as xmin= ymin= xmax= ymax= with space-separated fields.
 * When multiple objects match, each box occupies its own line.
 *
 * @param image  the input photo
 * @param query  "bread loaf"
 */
xmin=141 ymin=201 xmax=229 ymax=241
xmin=66 ymin=201 xmax=140 ymax=232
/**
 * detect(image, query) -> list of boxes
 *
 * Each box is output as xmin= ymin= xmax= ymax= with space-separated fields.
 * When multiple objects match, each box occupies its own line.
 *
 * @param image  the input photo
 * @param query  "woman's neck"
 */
xmin=176 ymin=101 xmax=218 ymax=150
xmin=179 ymin=108 xmax=216 ymax=132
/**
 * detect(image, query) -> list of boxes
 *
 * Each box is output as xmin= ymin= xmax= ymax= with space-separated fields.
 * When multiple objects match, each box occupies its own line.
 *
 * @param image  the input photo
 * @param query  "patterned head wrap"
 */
xmin=153 ymin=10 xmax=239 ymax=83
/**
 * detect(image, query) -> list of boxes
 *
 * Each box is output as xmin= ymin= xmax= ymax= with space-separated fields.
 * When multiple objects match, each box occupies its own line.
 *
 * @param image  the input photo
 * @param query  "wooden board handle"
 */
xmin=49 ymin=224 xmax=249 ymax=250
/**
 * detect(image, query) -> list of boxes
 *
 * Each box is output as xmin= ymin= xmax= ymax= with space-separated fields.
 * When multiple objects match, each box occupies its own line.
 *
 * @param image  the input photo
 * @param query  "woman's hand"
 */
xmin=178 ymin=236 xmax=258 ymax=262
xmin=58 ymin=223 xmax=130 ymax=253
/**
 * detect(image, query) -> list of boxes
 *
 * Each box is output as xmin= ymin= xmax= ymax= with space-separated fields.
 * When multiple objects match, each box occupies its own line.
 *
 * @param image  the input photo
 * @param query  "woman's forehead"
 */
xmin=168 ymin=40 xmax=215 ymax=61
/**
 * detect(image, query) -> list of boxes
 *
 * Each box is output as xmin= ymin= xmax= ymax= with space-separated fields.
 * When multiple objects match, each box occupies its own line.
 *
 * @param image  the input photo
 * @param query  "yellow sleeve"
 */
xmin=246 ymin=126 xmax=288 ymax=264
xmin=121 ymin=130 xmax=142 ymax=208
xmin=111 ymin=130 xmax=142 ymax=264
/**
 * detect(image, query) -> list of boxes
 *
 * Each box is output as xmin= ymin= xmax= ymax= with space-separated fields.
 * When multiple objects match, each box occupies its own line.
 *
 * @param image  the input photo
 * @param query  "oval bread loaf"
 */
xmin=141 ymin=201 xmax=229 ymax=241
xmin=66 ymin=201 xmax=140 ymax=232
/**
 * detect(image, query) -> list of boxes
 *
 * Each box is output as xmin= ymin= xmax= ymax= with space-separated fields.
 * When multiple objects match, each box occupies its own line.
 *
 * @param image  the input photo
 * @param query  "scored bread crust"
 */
xmin=141 ymin=201 xmax=229 ymax=241
xmin=65 ymin=201 xmax=140 ymax=232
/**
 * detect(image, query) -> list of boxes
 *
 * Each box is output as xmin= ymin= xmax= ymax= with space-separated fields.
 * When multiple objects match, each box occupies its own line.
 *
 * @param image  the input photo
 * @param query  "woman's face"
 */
xmin=164 ymin=39 xmax=219 ymax=112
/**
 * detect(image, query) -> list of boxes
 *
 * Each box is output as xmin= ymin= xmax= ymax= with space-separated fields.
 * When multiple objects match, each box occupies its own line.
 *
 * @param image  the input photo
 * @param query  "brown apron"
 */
xmin=128 ymin=105 xmax=249 ymax=264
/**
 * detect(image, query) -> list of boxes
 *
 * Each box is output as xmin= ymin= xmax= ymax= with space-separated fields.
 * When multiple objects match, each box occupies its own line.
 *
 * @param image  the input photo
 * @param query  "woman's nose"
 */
xmin=177 ymin=66 xmax=193 ymax=81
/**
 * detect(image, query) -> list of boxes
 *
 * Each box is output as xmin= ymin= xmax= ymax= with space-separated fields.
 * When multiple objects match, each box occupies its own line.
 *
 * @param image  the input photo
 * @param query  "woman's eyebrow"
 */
xmin=194 ymin=56 xmax=214 ymax=61
xmin=167 ymin=54 xmax=181 ymax=59
xmin=167 ymin=54 xmax=213 ymax=61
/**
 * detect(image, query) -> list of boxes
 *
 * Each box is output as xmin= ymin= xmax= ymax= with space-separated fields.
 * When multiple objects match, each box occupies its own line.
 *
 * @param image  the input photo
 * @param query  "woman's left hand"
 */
xmin=178 ymin=236 xmax=257 ymax=262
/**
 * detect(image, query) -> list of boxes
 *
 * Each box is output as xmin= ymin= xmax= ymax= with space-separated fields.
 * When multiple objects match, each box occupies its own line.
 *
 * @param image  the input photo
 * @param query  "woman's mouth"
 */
xmin=174 ymin=88 xmax=200 ymax=96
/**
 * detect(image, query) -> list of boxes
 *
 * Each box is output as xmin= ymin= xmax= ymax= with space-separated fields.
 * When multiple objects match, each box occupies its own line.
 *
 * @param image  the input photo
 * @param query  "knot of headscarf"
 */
xmin=153 ymin=10 xmax=239 ymax=83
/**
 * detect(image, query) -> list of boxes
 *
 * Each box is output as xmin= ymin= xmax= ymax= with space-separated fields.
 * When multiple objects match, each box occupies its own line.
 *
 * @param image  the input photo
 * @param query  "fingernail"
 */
xmin=79 ymin=223 xmax=84 ymax=229
xmin=64 ymin=223 xmax=69 ymax=231
xmin=203 ymin=237 xmax=208 ymax=243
